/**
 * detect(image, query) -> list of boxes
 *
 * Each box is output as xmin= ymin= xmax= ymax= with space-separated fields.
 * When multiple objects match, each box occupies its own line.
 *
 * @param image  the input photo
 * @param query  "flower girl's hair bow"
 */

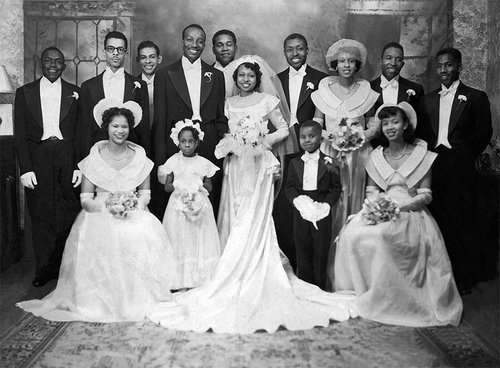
xmin=170 ymin=119 xmax=205 ymax=146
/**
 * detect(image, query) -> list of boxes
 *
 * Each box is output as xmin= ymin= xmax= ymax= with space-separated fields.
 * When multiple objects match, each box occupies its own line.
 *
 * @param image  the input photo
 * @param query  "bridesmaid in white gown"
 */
xmin=334 ymin=102 xmax=462 ymax=327
xmin=17 ymin=100 xmax=176 ymax=322
xmin=148 ymin=57 xmax=355 ymax=334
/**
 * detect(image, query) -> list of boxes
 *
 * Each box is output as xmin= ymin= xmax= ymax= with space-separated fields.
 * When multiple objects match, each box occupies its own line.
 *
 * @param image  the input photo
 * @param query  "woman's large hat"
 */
xmin=374 ymin=101 xmax=417 ymax=129
xmin=93 ymin=98 xmax=143 ymax=128
xmin=325 ymin=39 xmax=368 ymax=70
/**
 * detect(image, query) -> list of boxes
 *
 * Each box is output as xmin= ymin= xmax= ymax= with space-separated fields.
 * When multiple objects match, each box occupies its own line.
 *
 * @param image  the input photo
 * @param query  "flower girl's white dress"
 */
xmin=18 ymin=141 xmax=176 ymax=322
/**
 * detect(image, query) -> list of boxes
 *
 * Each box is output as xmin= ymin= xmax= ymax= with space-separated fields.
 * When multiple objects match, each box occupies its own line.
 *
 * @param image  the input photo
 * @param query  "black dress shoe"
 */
xmin=32 ymin=276 xmax=52 ymax=287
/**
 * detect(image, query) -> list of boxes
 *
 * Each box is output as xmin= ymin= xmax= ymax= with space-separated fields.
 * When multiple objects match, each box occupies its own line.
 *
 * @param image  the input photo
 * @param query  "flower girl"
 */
xmin=158 ymin=120 xmax=221 ymax=289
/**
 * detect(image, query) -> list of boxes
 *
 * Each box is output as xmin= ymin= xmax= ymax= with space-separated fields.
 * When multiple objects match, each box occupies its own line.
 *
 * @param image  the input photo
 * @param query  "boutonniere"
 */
xmin=132 ymin=81 xmax=141 ymax=94
xmin=324 ymin=156 xmax=336 ymax=172
xmin=456 ymin=94 xmax=467 ymax=110
xmin=406 ymin=89 xmax=416 ymax=101
xmin=204 ymin=72 xmax=212 ymax=83
xmin=305 ymin=81 xmax=314 ymax=91
xmin=67 ymin=91 xmax=79 ymax=100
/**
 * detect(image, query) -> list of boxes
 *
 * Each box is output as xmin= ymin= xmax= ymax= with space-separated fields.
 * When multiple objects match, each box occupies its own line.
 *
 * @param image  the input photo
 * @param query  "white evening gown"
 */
xmin=334 ymin=140 xmax=463 ymax=327
xmin=18 ymin=141 xmax=176 ymax=322
xmin=159 ymin=152 xmax=221 ymax=289
xmin=148 ymin=93 xmax=355 ymax=334
xmin=311 ymin=76 xmax=379 ymax=289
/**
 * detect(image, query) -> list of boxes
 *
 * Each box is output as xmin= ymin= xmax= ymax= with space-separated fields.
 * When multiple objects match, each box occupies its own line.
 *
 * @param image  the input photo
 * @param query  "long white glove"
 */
xmin=398 ymin=188 xmax=432 ymax=212
xmin=364 ymin=117 xmax=381 ymax=141
xmin=80 ymin=193 xmax=103 ymax=213
xmin=20 ymin=171 xmax=38 ymax=189
xmin=137 ymin=189 xmax=151 ymax=210
xmin=365 ymin=185 xmax=380 ymax=201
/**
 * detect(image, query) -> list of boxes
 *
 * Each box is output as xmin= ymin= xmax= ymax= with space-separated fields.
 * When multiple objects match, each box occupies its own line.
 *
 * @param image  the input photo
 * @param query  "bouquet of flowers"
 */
xmin=363 ymin=196 xmax=400 ymax=225
xmin=176 ymin=190 xmax=205 ymax=221
xmin=105 ymin=191 xmax=139 ymax=219
xmin=327 ymin=117 xmax=365 ymax=152
xmin=215 ymin=114 xmax=269 ymax=159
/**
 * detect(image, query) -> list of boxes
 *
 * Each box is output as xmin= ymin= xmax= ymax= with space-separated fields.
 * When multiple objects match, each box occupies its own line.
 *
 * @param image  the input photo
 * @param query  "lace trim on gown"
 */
xmin=366 ymin=139 xmax=438 ymax=191
xmin=78 ymin=140 xmax=154 ymax=192
xmin=225 ymin=92 xmax=279 ymax=118
xmin=311 ymin=76 xmax=379 ymax=118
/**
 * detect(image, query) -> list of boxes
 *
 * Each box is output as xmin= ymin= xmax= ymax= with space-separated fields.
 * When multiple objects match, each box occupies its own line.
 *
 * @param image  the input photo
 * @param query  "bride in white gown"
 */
xmin=17 ymin=100 xmax=176 ymax=322
xmin=148 ymin=56 xmax=355 ymax=334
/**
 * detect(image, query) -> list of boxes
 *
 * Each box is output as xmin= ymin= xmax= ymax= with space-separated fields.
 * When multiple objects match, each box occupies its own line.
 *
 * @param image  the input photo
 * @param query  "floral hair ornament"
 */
xmin=325 ymin=39 xmax=368 ymax=71
xmin=170 ymin=119 xmax=205 ymax=146
xmin=93 ymin=98 xmax=143 ymax=128
xmin=374 ymin=101 xmax=417 ymax=130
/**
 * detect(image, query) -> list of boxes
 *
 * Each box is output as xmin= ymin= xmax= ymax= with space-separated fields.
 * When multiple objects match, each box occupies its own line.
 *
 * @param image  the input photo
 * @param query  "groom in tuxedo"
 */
xmin=15 ymin=47 xmax=81 ymax=287
xmin=80 ymin=31 xmax=150 ymax=159
xmin=370 ymin=42 xmax=425 ymax=145
xmin=274 ymin=33 xmax=327 ymax=270
xmin=153 ymin=24 xmax=228 ymax=217
xmin=419 ymin=47 xmax=493 ymax=293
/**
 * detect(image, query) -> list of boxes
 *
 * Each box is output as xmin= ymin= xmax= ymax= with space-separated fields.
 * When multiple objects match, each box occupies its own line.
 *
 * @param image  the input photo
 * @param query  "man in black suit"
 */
xmin=274 ymin=33 xmax=327 ymax=269
xmin=80 ymin=31 xmax=150 ymax=159
xmin=153 ymin=24 xmax=228 ymax=217
xmin=370 ymin=42 xmax=425 ymax=144
xmin=15 ymin=47 xmax=81 ymax=287
xmin=420 ymin=47 xmax=493 ymax=293
xmin=212 ymin=29 xmax=238 ymax=98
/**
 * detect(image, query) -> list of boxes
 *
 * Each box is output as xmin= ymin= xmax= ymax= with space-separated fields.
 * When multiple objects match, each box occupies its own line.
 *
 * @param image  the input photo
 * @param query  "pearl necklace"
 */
xmin=106 ymin=144 xmax=128 ymax=161
xmin=388 ymin=143 xmax=407 ymax=160
xmin=340 ymin=82 xmax=356 ymax=95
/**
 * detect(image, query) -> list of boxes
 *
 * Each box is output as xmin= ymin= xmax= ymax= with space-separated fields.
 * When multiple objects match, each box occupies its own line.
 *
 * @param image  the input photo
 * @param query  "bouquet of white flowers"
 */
xmin=326 ymin=117 xmax=365 ymax=153
xmin=363 ymin=197 xmax=400 ymax=225
xmin=105 ymin=191 xmax=139 ymax=219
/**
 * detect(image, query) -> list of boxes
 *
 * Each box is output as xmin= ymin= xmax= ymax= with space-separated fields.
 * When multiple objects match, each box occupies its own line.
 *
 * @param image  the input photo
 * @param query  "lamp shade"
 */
xmin=0 ymin=65 xmax=14 ymax=93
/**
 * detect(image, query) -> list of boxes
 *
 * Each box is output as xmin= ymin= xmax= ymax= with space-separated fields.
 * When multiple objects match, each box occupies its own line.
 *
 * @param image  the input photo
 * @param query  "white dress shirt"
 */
xmin=437 ymin=80 xmax=460 ymax=149
xmin=214 ymin=61 xmax=235 ymax=98
xmin=301 ymin=149 xmax=320 ymax=191
xmin=380 ymin=74 xmax=399 ymax=105
xmin=182 ymin=56 xmax=202 ymax=122
xmin=142 ymin=73 xmax=154 ymax=126
xmin=40 ymin=76 xmax=63 ymax=140
xmin=289 ymin=64 xmax=307 ymax=126
xmin=103 ymin=66 xmax=125 ymax=102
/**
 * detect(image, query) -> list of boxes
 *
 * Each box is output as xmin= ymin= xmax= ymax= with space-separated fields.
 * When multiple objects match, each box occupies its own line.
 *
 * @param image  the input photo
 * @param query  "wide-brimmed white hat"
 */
xmin=325 ymin=39 xmax=368 ymax=70
xmin=93 ymin=98 xmax=142 ymax=128
xmin=374 ymin=101 xmax=417 ymax=129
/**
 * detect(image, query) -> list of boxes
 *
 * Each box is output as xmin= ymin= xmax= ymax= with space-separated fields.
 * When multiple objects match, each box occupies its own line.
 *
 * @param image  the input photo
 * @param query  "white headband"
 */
xmin=170 ymin=119 xmax=205 ymax=146
xmin=93 ymin=98 xmax=142 ymax=128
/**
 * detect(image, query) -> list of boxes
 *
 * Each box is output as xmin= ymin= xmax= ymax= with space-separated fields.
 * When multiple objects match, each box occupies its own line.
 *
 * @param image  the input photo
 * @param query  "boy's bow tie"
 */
xmin=301 ymin=151 xmax=320 ymax=162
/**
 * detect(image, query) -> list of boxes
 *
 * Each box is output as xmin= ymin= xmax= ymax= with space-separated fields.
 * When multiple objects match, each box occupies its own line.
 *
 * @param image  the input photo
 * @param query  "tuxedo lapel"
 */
xmin=371 ymin=76 xmax=383 ymax=105
xmin=200 ymin=61 xmax=212 ymax=108
xmin=293 ymin=159 xmax=304 ymax=187
xmin=169 ymin=61 xmax=192 ymax=110
xmin=124 ymin=73 xmax=136 ymax=101
xmin=60 ymin=80 xmax=72 ymax=122
xmin=297 ymin=69 xmax=314 ymax=110
xmin=25 ymin=80 xmax=43 ymax=127
xmin=317 ymin=152 xmax=327 ymax=181
xmin=448 ymin=82 xmax=469 ymax=133
xmin=427 ymin=90 xmax=441 ymax=135
xmin=281 ymin=69 xmax=291 ymax=107
xmin=88 ymin=73 xmax=105 ymax=105
xmin=397 ymin=77 xmax=409 ymax=103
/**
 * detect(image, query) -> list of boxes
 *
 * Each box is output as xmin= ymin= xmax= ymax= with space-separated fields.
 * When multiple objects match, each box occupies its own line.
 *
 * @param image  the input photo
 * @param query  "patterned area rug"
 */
xmin=1 ymin=313 xmax=498 ymax=368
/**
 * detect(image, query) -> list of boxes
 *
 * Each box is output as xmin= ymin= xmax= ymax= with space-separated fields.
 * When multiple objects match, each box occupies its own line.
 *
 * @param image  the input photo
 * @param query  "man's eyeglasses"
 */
xmin=105 ymin=46 xmax=127 ymax=55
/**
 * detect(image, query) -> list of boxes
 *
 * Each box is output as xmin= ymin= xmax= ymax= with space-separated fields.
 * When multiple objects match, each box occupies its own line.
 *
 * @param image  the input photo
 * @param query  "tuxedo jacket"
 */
xmin=285 ymin=152 xmax=342 ymax=208
xmin=152 ymin=58 xmax=228 ymax=165
xmin=370 ymin=75 xmax=425 ymax=115
xmin=14 ymin=78 xmax=81 ymax=175
xmin=419 ymin=81 xmax=492 ymax=159
xmin=278 ymin=65 xmax=328 ymax=126
xmin=79 ymin=71 xmax=150 ymax=160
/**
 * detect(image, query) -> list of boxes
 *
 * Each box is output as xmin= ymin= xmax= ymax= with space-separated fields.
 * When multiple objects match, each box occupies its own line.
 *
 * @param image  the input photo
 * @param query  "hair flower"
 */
xmin=456 ymin=94 xmax=467 ymax=110
xmin=204 ymin=72 xmax=212 ymax=83
xmin=170 ymin=119 xmax=205 ymax=146
xmin=68 ymin=91 xmax=79 ymax=100
xmin=406 ymin=89 xmax=416 ymax=101
xmin=132 ymin=81 xmax=141 ymax=94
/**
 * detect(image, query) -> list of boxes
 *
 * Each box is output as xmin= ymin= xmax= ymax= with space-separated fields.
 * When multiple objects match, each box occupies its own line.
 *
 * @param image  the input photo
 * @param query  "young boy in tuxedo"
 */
xmin=285 ymin=120 xmax=342 ymax=290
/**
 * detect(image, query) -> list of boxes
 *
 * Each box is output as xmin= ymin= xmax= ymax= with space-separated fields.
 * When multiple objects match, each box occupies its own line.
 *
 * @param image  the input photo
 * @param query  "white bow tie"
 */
xmin=104 ymin=70 xmax=124 ymax=80
xmin=381 ymin=79 xmax=398 ymax=89
xmin=290 ymin=68 xmax=306 ymax=79
xmin=439 ymin=85 xmax=458 ymax=96
xmin=301 ymin=151 xmax=320 ymax=162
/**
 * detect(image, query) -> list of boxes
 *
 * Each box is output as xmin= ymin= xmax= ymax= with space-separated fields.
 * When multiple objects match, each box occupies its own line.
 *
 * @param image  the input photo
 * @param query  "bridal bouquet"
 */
xmin=363 ymin=197 xmax=400 ymax=225
xmin=327 ymin=117 xmax=365 ymax=153
xmin=215 ymin=114 xmax=269 ymax=159
xmin=176 ymin=190 xmax=205 ymax=221
xmin=105 ymin=191 xmax=139 ymax=219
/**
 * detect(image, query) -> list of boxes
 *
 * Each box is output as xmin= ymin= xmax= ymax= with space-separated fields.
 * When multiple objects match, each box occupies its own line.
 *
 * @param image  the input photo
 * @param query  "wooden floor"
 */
xmin=1 ymin=247 xmax=499 ymax=350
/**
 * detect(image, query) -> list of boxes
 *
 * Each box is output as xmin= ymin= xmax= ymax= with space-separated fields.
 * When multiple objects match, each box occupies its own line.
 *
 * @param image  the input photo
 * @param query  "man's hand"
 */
xmin=72 ymin=170 xmax=82 ymax=187
xmin=20 ymin=171 xmax=38 ymax=189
